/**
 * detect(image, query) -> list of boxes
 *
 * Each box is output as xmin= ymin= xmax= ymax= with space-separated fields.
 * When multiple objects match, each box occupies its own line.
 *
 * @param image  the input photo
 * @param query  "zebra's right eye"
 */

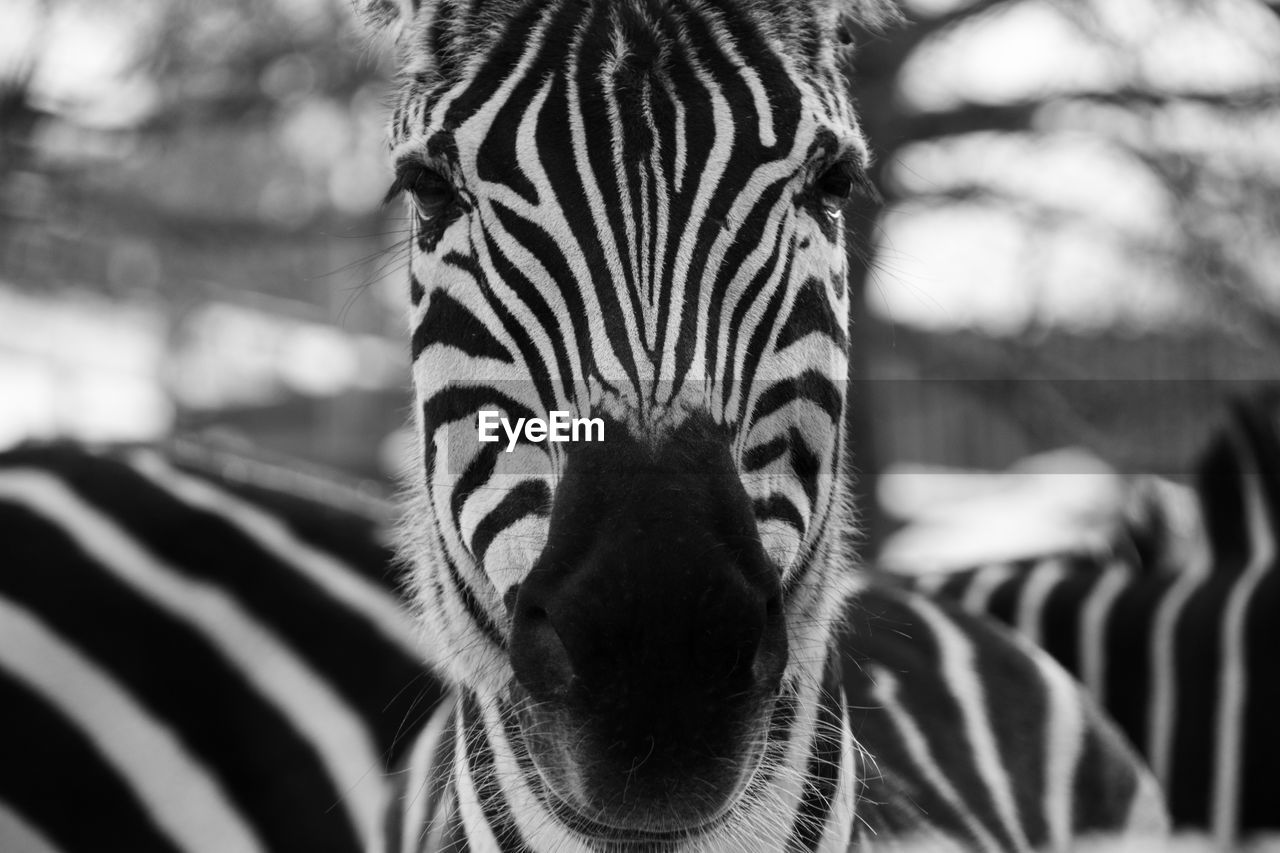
xmin=814 ymin=162 xmax=858 ymax=218
xmin=385 ymin=161 xmax=456 ymax=223
xmin=810 ymin=159 xmax=880 ymax=221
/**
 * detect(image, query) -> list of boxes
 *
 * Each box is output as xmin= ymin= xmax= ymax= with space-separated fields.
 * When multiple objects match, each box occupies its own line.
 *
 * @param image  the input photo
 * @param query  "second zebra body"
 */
xmin=897 ymin=392 xmax=1280 ymax=847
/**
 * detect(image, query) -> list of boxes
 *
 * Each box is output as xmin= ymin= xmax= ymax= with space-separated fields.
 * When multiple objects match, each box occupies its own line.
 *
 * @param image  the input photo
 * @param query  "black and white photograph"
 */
xmin=1 ymin=0 xmax=1278 ymax=849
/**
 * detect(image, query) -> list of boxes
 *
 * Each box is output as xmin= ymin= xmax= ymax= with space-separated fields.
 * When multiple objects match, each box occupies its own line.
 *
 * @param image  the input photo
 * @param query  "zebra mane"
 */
xmin=358 ymin=0 xmax=903 ymax=74
xmin=831 ymin=0 xmax=904 ymax=31
xmin=355 ymin=0 xmax=418 ymax=36
xmin=359 ymin=0 xmax=900 ymax=24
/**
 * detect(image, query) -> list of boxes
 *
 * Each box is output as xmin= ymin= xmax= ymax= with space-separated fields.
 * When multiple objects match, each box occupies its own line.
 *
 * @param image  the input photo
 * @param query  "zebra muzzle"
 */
xmin=506 ymin=415 xmax=788 ymax=830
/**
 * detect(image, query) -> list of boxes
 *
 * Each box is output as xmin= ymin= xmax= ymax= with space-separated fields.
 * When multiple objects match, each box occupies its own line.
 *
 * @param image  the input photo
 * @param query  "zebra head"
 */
xmin=370 ymin=0 xmax=890 ymax=836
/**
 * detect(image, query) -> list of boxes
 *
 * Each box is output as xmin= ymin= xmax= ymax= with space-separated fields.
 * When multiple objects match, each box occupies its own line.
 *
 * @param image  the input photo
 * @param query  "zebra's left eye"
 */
xmin=814 ymin=161 xmax=860 ymax=218
xmin=385 ymin=161 xmax=456 ymax=223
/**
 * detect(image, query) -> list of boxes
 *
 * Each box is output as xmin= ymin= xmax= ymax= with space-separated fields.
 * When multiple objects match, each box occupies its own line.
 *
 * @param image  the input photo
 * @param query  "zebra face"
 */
xmin=378 ymin=0 xmax=874 ymax=833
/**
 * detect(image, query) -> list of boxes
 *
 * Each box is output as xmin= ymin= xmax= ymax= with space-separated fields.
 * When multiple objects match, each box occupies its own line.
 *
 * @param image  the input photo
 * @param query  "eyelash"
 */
xmin=384 ymin=161 xmax=457 ymax=222
xmin=381 ymin=155 xmax=876 ymax=227
xmin=811 ymin=157 xmax=878 ymax=218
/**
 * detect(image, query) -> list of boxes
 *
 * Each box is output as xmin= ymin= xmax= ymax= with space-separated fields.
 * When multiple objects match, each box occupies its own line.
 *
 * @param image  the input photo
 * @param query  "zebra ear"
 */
xmin=836 ymin=0 xmax=904 ymax=32
xmin=357 ymin=0 xmax=420 ymax=31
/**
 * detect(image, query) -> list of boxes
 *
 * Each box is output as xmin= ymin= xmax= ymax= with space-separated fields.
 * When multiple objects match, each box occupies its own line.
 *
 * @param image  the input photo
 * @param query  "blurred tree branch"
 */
xmin=840 ymin=0 xmax=1280 ymax=543
xmin=895 ymin=86 xmax=1280 ymax=144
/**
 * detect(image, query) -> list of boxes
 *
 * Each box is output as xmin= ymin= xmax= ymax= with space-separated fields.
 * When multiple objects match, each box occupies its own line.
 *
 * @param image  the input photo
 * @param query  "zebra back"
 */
xmin=0 ymin=443 xmax=443 ymax=853
xmin=893 ymin=389 xmax=1280 ymax=844
xmin=840 ymin=584 xmax=1167 ymax=851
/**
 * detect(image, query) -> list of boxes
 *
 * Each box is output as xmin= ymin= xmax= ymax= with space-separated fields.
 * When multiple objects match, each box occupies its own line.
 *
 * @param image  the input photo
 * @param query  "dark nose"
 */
xmin=508 ymin=415 xmax=786 ymax=804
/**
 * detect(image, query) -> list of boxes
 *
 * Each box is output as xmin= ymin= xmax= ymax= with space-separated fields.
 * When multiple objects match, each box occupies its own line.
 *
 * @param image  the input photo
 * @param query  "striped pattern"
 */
xmin=364 ymin=0 xmax=1169 ymax=849
xmin=0 ymin=443 xmax=1165 ymax=852
xmin=1 ymin=3 xmax=1174 ymax=848
xmin=385 ymin=584 xmax=1165 ymax=852
xmin=387 ymin=0 xmax=865 ymax=665
xmin=0 ymin=444 xmax=442 ymax=853
xmin=845 ymin=586 xmax=1164 ymax=851
xmin=897 ymin=391 xmax=1280 ymax=846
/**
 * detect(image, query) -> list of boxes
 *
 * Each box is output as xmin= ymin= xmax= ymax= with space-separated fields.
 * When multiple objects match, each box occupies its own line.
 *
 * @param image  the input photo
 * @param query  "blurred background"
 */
xmin=2 ymin=0 xmax=1279 ymax=558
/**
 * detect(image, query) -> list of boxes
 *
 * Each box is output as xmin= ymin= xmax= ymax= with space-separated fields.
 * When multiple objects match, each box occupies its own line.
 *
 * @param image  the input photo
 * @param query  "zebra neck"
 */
xmin=407 ymin=650 xmax=859 ymax=852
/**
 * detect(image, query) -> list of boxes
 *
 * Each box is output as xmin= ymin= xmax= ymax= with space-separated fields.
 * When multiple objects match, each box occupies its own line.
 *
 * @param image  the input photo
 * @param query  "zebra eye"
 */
xmin=385 ymin=161 xmax=456 ymax=222
xmin=814 ymin=161 xmax=859 ymax=218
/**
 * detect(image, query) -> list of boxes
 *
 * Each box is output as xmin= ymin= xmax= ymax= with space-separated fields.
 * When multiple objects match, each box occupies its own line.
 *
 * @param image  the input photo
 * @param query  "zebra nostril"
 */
xmin=502 ymin=584 xmax=521 ymax=615
xmin=511 ymin=596 xmax=575 ymax=698
xmin=753 ymin=595 xmax=786 ymax=683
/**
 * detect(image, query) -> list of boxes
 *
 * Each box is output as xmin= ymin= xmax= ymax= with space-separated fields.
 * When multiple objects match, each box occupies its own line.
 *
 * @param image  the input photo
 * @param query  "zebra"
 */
xmin=0 ymin=440 xmax=1159 ymax=853
xmin=895 ymin=390 xmax=1280 ymax=847
xmin=363 ymin=0 xmax=1168 ymax=849
xmin=0 ymin=441 xmax=442 ymax=853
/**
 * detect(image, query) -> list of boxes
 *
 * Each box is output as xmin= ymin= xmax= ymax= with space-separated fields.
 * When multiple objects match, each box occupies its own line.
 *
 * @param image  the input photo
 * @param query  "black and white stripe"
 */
xmin=2 ymin=2 xmax=1177 ymax=848
xmin=384 ymin=582 xmax=1165 ymax=852
xmin=362 ymin=0 xmax=1170 ymax=848
xmin=897 ymin=391 xmax=1280 ymax=846
xmin=387 ymin=0 xmax=863 ymax=621
xmin=0 ymin=442 xmax=1164 ymax=852
xmin=0 ymin=444 xmax=442 ymax=853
